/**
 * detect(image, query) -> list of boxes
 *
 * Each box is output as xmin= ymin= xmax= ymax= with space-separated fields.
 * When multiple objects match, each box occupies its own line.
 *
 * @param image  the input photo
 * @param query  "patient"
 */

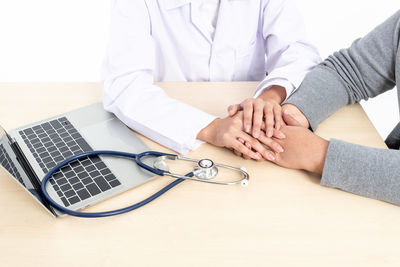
xmin=263 ymin=10 xmax=400 ymax=206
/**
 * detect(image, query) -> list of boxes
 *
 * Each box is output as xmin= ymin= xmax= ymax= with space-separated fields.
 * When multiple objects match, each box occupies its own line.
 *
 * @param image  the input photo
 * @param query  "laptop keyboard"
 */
xmin=0 ymin=144 xmax=25 ymax=186
xmin=19 ymin=117 xmax=121 ymax=207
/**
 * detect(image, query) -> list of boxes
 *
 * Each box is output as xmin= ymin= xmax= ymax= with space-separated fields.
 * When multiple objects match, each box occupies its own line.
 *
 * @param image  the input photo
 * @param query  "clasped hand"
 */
xmin=198 ymin=97 xmax=329 ymax=174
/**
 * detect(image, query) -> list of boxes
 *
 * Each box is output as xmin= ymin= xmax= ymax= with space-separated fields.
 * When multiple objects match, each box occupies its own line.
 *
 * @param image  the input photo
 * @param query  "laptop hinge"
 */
xmin=9 ymin=138 xmax=57 ymax=216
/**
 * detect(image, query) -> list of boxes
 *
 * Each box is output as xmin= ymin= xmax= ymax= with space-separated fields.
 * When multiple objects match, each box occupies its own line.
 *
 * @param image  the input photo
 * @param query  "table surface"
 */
xmin=0 ymin=82 xmax=399 ymax=267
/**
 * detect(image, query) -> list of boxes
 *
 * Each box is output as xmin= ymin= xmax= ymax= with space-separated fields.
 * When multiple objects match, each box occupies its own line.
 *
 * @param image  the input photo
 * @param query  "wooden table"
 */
xmin=0 ymin=82 xmax=399 ymax=267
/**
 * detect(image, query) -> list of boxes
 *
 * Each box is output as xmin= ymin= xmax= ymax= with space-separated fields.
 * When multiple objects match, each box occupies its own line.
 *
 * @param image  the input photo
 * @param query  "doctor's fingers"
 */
xmin=242 ymin=98 xmax=256 ymax=134
xmin=257 ymin=133 xmax=284 ymax=154
xmin=252 ymin=99 xmax=264 ymax=139
xmin=273 ymin=105 xmax=285 ymax=131
xmin=264 ymin=104 xmax=275 ymax=138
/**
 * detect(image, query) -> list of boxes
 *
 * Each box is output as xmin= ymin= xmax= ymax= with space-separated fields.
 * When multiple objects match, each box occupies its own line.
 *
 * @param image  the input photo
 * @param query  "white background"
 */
xmin=0 ymin=0 xmax=398 ymax=138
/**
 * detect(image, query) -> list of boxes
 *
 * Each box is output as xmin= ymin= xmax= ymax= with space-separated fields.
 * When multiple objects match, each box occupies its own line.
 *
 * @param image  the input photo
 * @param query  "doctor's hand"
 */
xmin=197 ymin=111 xmax=285 ymax=161
xmin=227 ymin=85 xmax=286 ymax=139
xmin=266 ymin=112 xmax=329 ymax=174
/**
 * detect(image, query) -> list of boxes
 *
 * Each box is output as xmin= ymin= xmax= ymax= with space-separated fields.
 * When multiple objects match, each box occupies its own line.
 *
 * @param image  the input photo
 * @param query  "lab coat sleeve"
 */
xmin=253 ymin=0 xmax=321 ymax=99
xmin=102 ymin=0 xmax=216 ymax=154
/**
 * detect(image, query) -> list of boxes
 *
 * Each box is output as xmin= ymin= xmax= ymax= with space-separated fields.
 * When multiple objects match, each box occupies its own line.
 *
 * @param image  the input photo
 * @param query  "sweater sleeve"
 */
xmin=284 ymin=10 xmax=400 ymax=205
xmin=322 ymin=139 xmax=400 ymax=205
xmin=284 ymin=10 xmax=399 ymax=131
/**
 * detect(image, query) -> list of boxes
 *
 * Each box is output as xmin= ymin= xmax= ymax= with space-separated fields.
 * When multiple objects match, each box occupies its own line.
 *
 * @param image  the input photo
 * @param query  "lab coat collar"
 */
xmin=162 ymin=0 xmax=246 ymax=10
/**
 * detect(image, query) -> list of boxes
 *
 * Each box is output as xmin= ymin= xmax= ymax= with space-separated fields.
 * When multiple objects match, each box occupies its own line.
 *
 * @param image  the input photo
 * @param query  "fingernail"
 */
xmin=277 ymin=146 xmax=284 ymax=153
xmin=253 ymin=131 xmax=259 ymax=138
xmin=267 ymin=130 xmax=273 ymax=138
xmin=245 ymin=124 xmax=251 ymax=133
xmin=284 ymin=110 xmax=289 ymax=115
xmin=255 ymin=153 xmax=262 ymax=160
xmin=278 ymin=132 xmax=286 ymax=138
xmin=267 ymin=153 xmax=275 ymax=161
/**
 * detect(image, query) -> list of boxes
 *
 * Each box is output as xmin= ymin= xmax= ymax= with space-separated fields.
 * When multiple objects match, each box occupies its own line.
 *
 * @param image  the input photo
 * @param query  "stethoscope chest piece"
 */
xmin=136 ymin=151 xmax=249 ymax=186
xmin=193 ymin=159 xmax=218 ymax=179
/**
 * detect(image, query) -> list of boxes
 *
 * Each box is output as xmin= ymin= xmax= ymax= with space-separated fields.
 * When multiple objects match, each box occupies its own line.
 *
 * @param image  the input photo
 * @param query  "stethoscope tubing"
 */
xmin=40 ymin=150 xmax=189 ymax=218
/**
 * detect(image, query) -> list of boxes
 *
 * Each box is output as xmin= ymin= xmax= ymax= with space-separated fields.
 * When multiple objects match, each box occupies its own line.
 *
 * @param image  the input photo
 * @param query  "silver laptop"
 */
xmin=0 ymin=103 xmax=155 ymax=217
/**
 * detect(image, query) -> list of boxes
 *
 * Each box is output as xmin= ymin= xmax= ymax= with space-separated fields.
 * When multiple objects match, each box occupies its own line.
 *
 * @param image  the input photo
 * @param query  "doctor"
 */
xmin=102 ymin=0 xmax=320 ymax=159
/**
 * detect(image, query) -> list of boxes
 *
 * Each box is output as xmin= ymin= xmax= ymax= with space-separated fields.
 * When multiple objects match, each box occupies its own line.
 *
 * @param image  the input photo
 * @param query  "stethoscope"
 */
xmin=41 ymin=150 xmax=249 ymax=218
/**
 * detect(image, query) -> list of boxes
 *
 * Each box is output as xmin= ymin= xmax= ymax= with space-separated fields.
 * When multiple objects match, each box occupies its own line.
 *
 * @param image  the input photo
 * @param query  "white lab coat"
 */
xmin=102 ymin=0 xmax=321 ymax=154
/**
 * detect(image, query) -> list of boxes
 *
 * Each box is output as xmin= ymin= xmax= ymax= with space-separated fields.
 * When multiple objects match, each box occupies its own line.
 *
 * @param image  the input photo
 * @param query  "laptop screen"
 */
xmin=0 ymin=125 xmax=47 ymax=205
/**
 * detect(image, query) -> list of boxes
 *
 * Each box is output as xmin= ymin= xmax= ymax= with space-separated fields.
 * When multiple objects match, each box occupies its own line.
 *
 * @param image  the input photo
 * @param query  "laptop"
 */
xmin=0 ymin=103 xmax=155 ymax=217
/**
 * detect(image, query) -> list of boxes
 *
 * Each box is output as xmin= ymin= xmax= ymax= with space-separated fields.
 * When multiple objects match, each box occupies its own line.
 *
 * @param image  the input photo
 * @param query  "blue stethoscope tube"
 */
xmin=40 ymin=150 xmax=191 ymax=218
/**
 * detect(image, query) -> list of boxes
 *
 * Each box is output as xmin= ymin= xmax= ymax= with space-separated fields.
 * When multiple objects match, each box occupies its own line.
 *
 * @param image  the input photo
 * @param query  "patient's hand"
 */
xmin=197 ymin=111 xmax=285 ymax=161
xmin=266 ymin=111 xmax=329 ymax=174
xmin=281 ymin=104 xmax=310 ymax=128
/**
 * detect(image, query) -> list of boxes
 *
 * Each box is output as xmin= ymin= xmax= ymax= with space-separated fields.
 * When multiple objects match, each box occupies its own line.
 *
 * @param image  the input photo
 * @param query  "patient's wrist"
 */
xmin=308 ymin=139 xmax=329 ymax=174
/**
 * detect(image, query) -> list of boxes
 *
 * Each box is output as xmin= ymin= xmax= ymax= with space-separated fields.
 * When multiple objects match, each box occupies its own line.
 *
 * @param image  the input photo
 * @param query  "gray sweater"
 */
xmin=284 ymin=10 xmax=400 ymax=205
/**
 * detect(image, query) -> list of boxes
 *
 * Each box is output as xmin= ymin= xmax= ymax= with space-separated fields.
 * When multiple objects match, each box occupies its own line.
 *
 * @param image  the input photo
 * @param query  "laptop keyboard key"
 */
xmin=68 ymin=196 xmax=80 ymax=205
xmin=100 ymin=169 xmax=111 ymax=176
xmin=47 ymin=161 xmax=56 ymax=168
xmin=74 ymin=166 xmax=84 ymax=173
xmin=47 ymin=146 xmax=57 ymax=152
xmin=60 ymin=183 xmax=72 ymax=192
xmin=86 ymin=183 xmax=101 ymax=196
xmin=59 ymin=146 xmax=69 ymax=153
xmin=57 ymin=178 xmax=68 ymax=186
xmin=90 ymin=156 xmax=101 ymax=163
xmin=37 ymin=147 xmax=46 ymax=154
xmin=85 ymin=165 xmax=96 ymax=172
xmin=77 ymin=189 xmax=91 ymax=200
xmin=73 ymin=182 xmax=84 ymax=190
xmin=64 ymin=189 xmax=76 ymax=198
xmin=62 ymin=151 xmax=73 ymax=158
xmin=109 ymin=179 xmax=121 ymax=188
xmin=75 ymin=138 xmax=92 ymax=152
xmin=53 ymin=172 xmax=63 ymax=179
xmin=77 ymin=172 xmax=89 ymax=179
xmin=94 ymin=177 xmax=111 ymax=191
xmin=81 ymin=159 xmax=91 ymax=166
xmin=82 ymin=177 xmax=93 ymax=185
xmin=64 ymin=171 xmax=75 ymax=178
xmin=69 ymin=177 xmax=79 ymax=185
xmin=60 ymin=197 xmax=69 ymax=207
xmin=89 ymin=170 xmax=100 ymax=178
xmin=61 ymin=165 xmax=72 ymax=172
xmin=95 ymin=162 xmax=107 ymax=170
xmin=70 ymin=161 xmax=80 ymax=168
xmin=50 ymin=120 xmax=63 ymax=129
xmin=23 ymin=128 xmax=34 ymax=135
xmin=104 ymin=174 xmax=116 ymax=182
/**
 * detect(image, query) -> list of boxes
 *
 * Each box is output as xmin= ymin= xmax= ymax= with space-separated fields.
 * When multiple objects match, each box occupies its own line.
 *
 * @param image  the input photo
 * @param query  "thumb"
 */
xmin=283 ymin=110 xmax=301 ymax=126
xmin=228 ymin=104 xmax=240 ymax=117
